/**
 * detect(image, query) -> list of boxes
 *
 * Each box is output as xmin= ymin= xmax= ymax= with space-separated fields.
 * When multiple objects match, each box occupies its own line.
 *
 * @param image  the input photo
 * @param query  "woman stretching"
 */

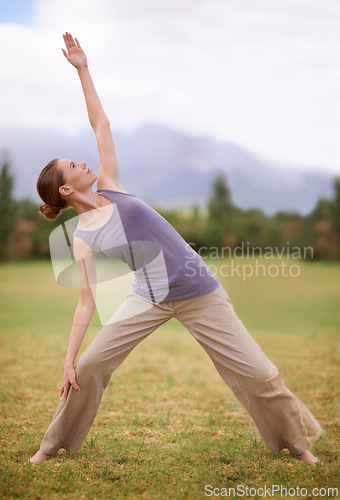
xmin=29 ymin=32 xmax=325 ymax=465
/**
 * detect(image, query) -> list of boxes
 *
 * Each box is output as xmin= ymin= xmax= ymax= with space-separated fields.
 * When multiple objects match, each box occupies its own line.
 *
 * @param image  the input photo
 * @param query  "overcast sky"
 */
xmin=1 ymin=0 xmax=340 ymax=173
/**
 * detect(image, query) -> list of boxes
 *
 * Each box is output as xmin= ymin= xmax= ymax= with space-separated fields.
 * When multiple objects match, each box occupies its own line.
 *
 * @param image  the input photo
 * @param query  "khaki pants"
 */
xmin=40 ymin=283 xmax=325 ymax=456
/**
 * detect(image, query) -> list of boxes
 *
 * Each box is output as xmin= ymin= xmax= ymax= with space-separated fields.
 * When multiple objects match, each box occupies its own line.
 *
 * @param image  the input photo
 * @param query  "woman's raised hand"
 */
xmin=62 ymin=32 xmax=87 ymax=69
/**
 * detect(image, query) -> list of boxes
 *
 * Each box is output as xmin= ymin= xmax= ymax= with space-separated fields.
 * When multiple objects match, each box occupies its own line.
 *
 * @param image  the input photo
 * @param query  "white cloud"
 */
xmin=1 ymin=0 xmax=340 ymax=172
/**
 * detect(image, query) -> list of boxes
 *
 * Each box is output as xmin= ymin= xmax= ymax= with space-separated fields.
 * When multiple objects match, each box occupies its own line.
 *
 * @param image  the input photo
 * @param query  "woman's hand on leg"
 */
xmin=60 ymin=364 xmax=80 ymax=403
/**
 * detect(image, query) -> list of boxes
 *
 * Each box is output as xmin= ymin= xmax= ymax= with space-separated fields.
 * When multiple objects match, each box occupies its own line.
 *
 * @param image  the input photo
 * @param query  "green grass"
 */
xmin=0 ymin=258 xmax=339 ymax=499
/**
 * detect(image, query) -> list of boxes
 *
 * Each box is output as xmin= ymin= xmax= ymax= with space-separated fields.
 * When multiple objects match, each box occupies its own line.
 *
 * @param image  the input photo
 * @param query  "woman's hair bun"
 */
xmin=37 ymin=158 xmax=68 ymax=221
xmin=39 ymin=203 xmax=61 ymax=220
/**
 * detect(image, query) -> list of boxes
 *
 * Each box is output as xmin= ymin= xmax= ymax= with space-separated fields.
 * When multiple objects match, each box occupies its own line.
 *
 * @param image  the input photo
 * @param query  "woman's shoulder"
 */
xmin=73 ymin=235 xmax=95 ymax=261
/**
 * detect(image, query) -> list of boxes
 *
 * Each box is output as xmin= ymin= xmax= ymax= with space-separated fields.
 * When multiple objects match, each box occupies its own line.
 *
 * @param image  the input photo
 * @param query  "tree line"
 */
xmin=0 ymin=160 xmax=339 ymax=261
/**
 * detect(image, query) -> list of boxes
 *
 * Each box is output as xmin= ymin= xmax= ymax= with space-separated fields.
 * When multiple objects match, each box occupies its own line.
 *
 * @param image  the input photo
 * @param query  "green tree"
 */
xmin=207 ymin=171 xmax=233 ymax=229
xmin=205 ymin=171 xmax=235 ymax=251
xmin=309 ymin=197 xmax=333 ymax=221
xmin=197 ymin=218 xmax=224 ymax=250
xmin=0 ymin=159 xmax=17 ymax=258
xmin=15 ymin=197 xmax=39 ymax=221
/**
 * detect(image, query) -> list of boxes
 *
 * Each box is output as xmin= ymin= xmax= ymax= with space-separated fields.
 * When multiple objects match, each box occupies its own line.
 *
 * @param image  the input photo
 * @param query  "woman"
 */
xmin=29 ymin=32 xmax=325 ymax=465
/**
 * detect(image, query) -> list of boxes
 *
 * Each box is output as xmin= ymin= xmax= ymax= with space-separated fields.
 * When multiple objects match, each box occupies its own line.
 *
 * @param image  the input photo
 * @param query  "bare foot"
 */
xmin=24 ymin=450 xmax=50 ymax=465
xmin=297 ymin=450 xmax=323 ymax=465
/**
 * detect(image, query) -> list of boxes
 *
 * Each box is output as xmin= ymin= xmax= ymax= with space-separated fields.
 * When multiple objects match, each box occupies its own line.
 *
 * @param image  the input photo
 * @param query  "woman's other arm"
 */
xmin=62 ymin=32 xmax=124 ymax=191
xmin=61 ymin=238 xmax=97 ymax=402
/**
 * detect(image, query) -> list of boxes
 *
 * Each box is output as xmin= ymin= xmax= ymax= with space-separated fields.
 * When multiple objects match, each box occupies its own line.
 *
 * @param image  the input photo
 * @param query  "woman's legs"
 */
xmin=173 ymin=284 xmax=325 ymax=459
xmin=38 ymin=292 xmax=173 ymax=457
xmin=31 ymin=284 xmax=325 ymax=464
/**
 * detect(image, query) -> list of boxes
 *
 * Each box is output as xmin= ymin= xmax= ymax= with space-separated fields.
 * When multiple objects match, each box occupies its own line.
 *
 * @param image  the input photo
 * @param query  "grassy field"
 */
xmin=0 ymin=257 xmax=339 ymax=499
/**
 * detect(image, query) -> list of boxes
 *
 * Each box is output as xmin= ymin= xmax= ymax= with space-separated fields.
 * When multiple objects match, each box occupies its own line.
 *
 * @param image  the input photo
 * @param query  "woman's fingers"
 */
xmin=63 ymin=32 xmax=77 ymax=53
xmin=71 ymin=382 xmax=80 ymax=391
xmin=75 ymin=37 xmax=81 ymax=49
xmin=66 ymin=33 xmax=74 ymax=47
xmin=66 ymin=32 xmax=76 ymax=48
xmin=59 ymin=380 xmax=80 ymax=401
xmin=70 ymin=373 xmax=80 ymax=392
xmin=71 ymin=380 xmax=80 ymax=391
xmin=60 ymin=382 xmax=66 ymax=401
xmin=63 ymin=33 xmax=71 ymax=51
xmin=60 ymin=380 xmax=69 ymax=402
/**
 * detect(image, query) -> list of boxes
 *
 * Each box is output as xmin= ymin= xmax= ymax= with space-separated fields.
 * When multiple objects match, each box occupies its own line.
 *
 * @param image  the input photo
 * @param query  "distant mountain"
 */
xmin=0 ymin=122 xmax=336 ymax=216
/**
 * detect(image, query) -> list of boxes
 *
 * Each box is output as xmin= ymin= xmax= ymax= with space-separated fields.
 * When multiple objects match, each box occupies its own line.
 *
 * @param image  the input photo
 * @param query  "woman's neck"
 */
xmin=72 ymin=190 xmax=111 ymax=215
xmin=72 ymin=191 xmax=114 ymax=231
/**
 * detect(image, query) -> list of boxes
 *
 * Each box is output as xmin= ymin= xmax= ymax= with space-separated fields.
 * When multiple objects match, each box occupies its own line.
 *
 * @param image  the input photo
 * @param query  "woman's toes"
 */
xmin=297 ymin=450 xmax=323 ymax=465
xmin=25 ymin=450 xmax=50 ymax=465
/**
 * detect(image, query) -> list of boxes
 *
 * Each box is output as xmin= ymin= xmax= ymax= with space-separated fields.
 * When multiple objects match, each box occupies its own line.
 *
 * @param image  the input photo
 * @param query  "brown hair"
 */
xmin=37 ymin=159 xmax=68 ymax=220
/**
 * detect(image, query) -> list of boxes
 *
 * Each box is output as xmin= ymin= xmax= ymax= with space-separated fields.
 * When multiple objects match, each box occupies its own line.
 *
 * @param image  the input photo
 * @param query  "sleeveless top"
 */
xmin=72 ymin=189 xmax=220 ymax=303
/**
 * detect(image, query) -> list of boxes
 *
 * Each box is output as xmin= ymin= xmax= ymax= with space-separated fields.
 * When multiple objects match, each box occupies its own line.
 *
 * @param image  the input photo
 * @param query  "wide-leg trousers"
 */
xmin=40 ymin=283 xmax=325 ymax=457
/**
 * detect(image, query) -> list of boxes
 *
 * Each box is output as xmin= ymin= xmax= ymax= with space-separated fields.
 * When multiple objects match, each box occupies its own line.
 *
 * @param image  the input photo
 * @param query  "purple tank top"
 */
xmin=72 ymin=189 xmax=220 ymax=303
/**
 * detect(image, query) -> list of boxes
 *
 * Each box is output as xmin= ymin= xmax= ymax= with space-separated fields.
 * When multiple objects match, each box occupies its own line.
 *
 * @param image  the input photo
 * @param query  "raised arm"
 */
xmin=62 ymin=32 xmax=124 ymax=191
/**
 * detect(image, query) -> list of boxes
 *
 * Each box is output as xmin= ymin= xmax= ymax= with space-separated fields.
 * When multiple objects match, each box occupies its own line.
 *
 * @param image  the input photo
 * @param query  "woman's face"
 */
xmin=57 ymin=158 xmax=97 ymax=197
